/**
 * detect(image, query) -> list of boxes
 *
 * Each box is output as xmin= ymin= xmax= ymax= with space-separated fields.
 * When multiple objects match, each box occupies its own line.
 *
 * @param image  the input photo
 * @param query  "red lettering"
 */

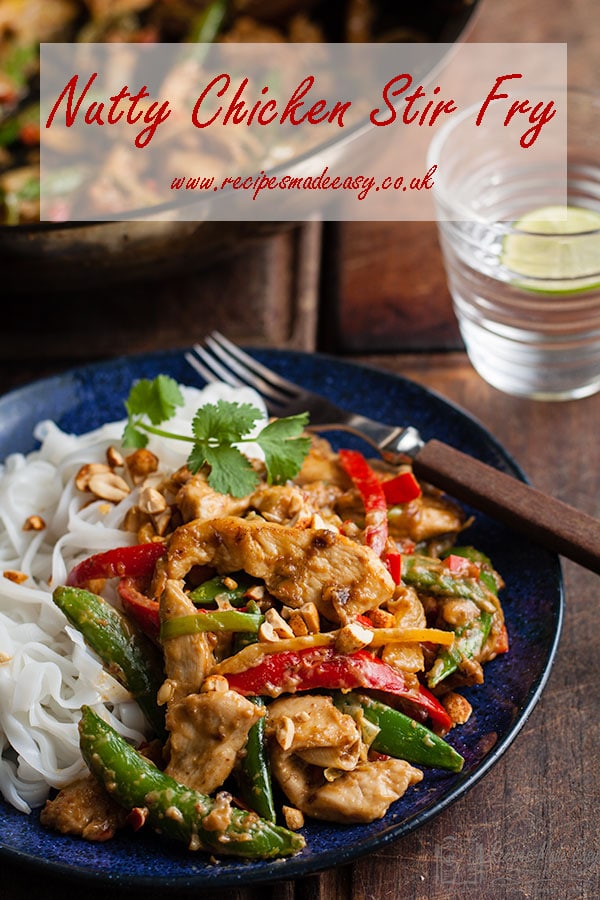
xmin=402 ymin=84 xmax=427 ymax=124
xmin=476 ymin=74 xmax=523 ymax=125
xmin=280 ymin=76 xmax=316 ymax=125
xmin=370 ymin=74 xmax=412 ymax=127
xmin=192 ymin=74 xmax=230 ymax=128
xmin=222 ymin=78 xmax=251 ymax=126
xmin=45 ymin=72 xmax=98 ymax=129
xmin=257 ymin=98 xmax=278 ymax=126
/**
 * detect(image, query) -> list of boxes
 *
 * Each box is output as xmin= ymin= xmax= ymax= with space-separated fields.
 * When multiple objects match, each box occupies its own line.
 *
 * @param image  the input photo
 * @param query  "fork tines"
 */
xmin=185 ymin=331 xmax=300 ymax=415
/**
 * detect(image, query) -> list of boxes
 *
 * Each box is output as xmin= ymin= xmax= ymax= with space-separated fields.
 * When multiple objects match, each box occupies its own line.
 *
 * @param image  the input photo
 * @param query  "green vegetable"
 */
xmin=441 ymin=546 xmax=502 ymax=596
xmin=0 ymin=102 xmax=39 ymax=147
xmin=186 ymin=0 xmax=228 ymax=44
xmin=2 ymin=43 xmax=38 ymax=91
xmin=122 ymin=374 xmax=311 ymax=497
xmin=427 ymin=610 xmax=493 ymax=688
xmin=52 ymin=585 xmax=164 ymax=736
xmin=188 ymin=571 xmax=256 ymax=606
xmin=335 ymin=692 xmax=464 ymax=772
xmin=160 ymin=608 xmax=264 ymax=640
xmin=237 ymin=697 xmax=276 ymax=822
xmin=79 ymin=706 xmax=304 ymax=858
xmin=401 ymin=554 xmax=498 ymax=612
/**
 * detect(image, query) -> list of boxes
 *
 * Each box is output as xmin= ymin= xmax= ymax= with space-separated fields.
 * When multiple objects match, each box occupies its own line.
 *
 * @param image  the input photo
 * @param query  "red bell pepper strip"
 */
xmin=443 ymin=554 xmax=481 ymax=579
xmin=338 ymin=449 xmax=388 ymax=557
xmin=493 ymin=624 xmax=510 ymax=655
xmin=225 ymin=646 xmax=452 ymax=731
xmin=385 ymin=552 xmax=402 ymax=585
xmin=66 ymin=542 xmax=165 ymax=587
xmin=118 ymin=576 xmax=160 ymax=641
xmin=381 ymin=471 xmax=422 ymax=505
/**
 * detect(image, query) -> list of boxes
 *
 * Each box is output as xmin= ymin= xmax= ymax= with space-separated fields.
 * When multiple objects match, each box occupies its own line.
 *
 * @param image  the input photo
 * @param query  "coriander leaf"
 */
xmin=125 ymin=375 xmax=184 ymax=426
xmin=256 ymin=413 xmax=311 ymax=485
xmin=197 ymin=444 xmax=260 ymax=497
xmin=121 ymin=421 xmax=149 ymax=449
xmin=192 ymin=401 xmax=263 ymax=444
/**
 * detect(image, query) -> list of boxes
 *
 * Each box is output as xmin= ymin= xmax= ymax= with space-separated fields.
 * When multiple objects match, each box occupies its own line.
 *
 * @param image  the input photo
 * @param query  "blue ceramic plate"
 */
xmin=0 ymin=348 xmax=563 ymax=890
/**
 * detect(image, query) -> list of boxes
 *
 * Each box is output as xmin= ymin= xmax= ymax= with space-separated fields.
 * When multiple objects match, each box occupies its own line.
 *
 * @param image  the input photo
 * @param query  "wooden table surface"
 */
xmin=2 ymin=0 xmax=599 ymax=898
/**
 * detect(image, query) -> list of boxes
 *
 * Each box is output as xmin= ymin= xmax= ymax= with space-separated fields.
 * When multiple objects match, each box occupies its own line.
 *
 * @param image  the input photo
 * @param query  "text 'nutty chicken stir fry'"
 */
xmin=39 ymin=377 xmax=508 ymax=859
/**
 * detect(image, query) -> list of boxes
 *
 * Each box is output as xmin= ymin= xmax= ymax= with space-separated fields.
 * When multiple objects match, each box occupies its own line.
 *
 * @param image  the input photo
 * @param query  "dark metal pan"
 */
xmin=0 ymin=0 xmax=479 ymax=294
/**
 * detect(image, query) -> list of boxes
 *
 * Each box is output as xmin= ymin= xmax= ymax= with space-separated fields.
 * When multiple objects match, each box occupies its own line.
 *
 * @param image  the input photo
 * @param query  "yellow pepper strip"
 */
xmin=213 ymin=633 xmax=335 ymax=675
xmin=213 ymin=627 xmax=453 ymax=677
xmin=368 ymin=627 xmax=455 ymax=647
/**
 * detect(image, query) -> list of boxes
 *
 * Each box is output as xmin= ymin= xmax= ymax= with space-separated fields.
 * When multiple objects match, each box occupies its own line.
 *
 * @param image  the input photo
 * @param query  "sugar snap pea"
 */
xmin=237 ymin=697 xmax=276 ymax=822
xmin=160 ymin=608 xmax=264 ymax=640
xmin=79 ymin=706 xmax=305 ymax=858
xmin=441 ymin=545 xmax=502 ymax=596
xmin=53 ymin=585 xmax=164 ymax=736
xmin=427 ymin=610 xmax=493 ymax=688
xmin=400 ymin=554 xmax=498 ymax=612
xmin=188 ymin=571 xmax=257 ymax=607
xmin=334 ymin=692 xmax=464 ymax=772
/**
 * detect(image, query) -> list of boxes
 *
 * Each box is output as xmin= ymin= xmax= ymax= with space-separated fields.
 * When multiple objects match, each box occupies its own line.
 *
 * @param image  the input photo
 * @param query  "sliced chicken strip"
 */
xmin=267 ymin=695 xmax=361 ymax=770
xmin=270 ymin=752 xmax=423 ymax=824
xmin=164 ymin=689 xmax=263 ymax=795
xmin=166 ymin=515 xmax=394 ymax=623
xmin=159 ymin=579 xmax=214 ymax=702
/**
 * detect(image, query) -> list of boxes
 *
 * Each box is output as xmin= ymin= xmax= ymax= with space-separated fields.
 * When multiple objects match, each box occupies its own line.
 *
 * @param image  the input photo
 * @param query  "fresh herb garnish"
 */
xmin=122 ymin=375 xmax=311 ymax=498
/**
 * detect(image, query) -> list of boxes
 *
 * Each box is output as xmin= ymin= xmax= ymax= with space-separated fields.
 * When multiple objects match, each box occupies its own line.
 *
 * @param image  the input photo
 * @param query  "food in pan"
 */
xmin=0 ymin=377 xmax=508 ymax=858
xmin=0 ymin=0 xmax=458 ymax=224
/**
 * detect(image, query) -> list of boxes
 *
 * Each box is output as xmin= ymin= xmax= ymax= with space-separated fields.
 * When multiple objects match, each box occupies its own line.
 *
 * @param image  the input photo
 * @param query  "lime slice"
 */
xmin=501 ymin=205 xmax=600 ymax=293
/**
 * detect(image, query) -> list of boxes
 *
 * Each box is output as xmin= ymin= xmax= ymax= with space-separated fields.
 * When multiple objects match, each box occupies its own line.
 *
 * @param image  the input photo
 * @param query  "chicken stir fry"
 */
xmin=42 ymin=426 xmax=508 ymax=858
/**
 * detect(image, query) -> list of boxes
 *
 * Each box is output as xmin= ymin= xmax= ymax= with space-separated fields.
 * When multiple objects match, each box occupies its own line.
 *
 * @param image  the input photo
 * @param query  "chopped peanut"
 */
xmin=157 ymin=680 xmax=175 ymax=706
xmin=223 ymin=576 xmax=238 ymax=590
xmin=335 ymin=621 xmax=373 ymax=654
xmin=74 ymin=462 xmax=112 ymax=492
xmin=297 ymin=601 xmax=320 ymax=634
xmin=3 ymin=570 xmax=27 ymax=584
xmin=126 ymin=806 xmax=148 ymax=832
xmin=282 ymin=806 xmax=304 ymax=830
xmin=367 ymin=607 xmax=396 ymax=629
xmin=106 ymin=446 xmax=124 ymax=468
xmin=442 ymin=691 xmax=473 ymax=725
xmin=200 ymin=675 xmax=230 ymax=693
xmin=125 ymin=449 xmax=159 ymax=485
xmin=124 ymin=506 xmax=148 ymax=533
xmin=258 ymin=621 xmax=280 ymax=643
xmin=264 ymin=608 xmax=295 ymax=639
xmin=88 ymin=472 xmax=131 ymax=503
xmin=287 ymin=613 xmax=309 ymax=637
xmin=138 ymin=486 xmax=167 ymax=515
xmin=153 ymin=509 xmax=172 ymax=537
xmin=275 ymin=716 xmax=295 ymax=751
xmin=137 ymin=522 xmax=159 ymax=543
xmin=23 ymin=514 xmax=45 ymax=531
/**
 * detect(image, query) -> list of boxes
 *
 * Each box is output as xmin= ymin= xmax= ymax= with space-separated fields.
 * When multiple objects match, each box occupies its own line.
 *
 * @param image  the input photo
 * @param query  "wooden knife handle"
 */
xmin=413 ymin=439 xmax=600 ymax=575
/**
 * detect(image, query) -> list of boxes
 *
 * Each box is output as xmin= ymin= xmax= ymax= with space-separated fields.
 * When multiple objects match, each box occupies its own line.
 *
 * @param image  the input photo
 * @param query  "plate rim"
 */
xmin=0 ymin=347 xmax=564 ymax=889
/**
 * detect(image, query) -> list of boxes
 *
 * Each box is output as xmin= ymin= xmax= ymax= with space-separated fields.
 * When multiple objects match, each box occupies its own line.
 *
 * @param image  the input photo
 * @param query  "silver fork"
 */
xmin=185 ymin=332 xmax=424 ymax=461
xmin=185 ymin=331 xmax=600 ymax=575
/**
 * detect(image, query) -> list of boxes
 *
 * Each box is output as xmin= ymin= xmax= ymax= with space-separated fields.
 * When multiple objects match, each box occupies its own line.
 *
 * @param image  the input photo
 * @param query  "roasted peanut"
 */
xmin=88 ymin=472 xmax=131 ymax=503
xmin=125 ymin=449 xmax=159 ymax=485
xmin=74 ymin=462 xmax=111 ymax=492
xmin=23 ymin=515 xmax=45 ymax=531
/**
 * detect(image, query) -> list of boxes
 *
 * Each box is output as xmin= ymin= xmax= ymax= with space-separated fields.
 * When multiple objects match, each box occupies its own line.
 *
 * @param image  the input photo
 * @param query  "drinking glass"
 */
xmin=428 ymin=87 xmax=600 ymax=400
